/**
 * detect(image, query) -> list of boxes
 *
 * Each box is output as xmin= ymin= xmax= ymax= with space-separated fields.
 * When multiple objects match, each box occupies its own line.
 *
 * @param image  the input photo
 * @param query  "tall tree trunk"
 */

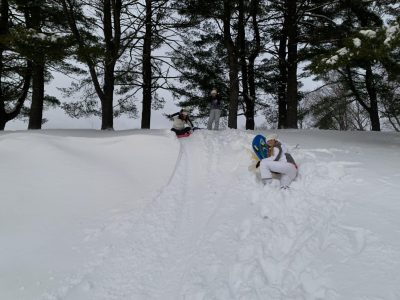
xmin=246 ymin=0 xmax=261 ymax=130
xmin=238 ymin=0 xmax=252 ymax=130
xmin=141 ymin=0 xmax=152 ymax=129
xmin=100 ymin=0 xmax=120 ymax=130
xmin=101 ymin=63 xmax=115 ymax=130
xmin=28 ymin=62 xmax=45 ymax=129
xmin=277 ymin=17 xmax=288 ymax=129
xmin=27 ymin=1 xmax=45 ymax=129
xmin=0 ymin=0 xmax=9 ymax=130
xmin=0 ymin=89 xmax=6 ymax=130
xmin=247 ymin=58 xmax=256 ymax=130
xmin=0 ymin=117 xmax=5 ymax=130
xmin=100 ymin=96 xmax=114 ymax=130
xmin=285 ymin=0 xmax=298 ymax=129
xmin=365 ymin=65 xmax=380 ymax=131
xmin=227 ymin=53 xmax=239 ymax=129
xmin=247 ymin=54 xmax=256 ymax=130
xmin=224 ymin=0 xmax=239 ymax=129
xmin=345 ymin=65 xmax=381 ymax=131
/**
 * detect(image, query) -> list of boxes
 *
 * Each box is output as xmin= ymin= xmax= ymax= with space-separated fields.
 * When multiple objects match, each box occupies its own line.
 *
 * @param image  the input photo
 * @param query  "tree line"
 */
xmin=0 ymin=0 xmax=399 ymax=131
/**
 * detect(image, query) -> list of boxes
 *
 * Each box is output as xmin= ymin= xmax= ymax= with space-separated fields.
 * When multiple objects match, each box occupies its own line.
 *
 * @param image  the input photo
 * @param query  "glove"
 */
xmin=256 ymin=161 xmax=260 ymax=168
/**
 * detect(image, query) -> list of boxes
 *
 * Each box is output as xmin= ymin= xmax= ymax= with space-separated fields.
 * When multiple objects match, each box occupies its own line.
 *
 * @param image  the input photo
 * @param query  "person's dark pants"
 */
xmin=171 ymin=127 xmax=191 ymax=135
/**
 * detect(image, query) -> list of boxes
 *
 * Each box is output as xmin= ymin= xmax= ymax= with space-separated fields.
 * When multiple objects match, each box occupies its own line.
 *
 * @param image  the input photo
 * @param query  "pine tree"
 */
xmin=0 ymin=0 xmax=32 ymax=130
xmin=60 ymin=0 xmax=171 ymax=130
xmin=1 ymin=0 xmax=73 ymax=130
xmin=60 ymin=0 xmax=126 ymax=130
xmin=141 ymin=0 xmax=170 ymax=129
xmin=171 ymin=0 xmax=269 ymax=129
xmin=14 ymin=0 xmax=69 ymax=129
xmin=306 ymin=0 xmax=400 ymax=131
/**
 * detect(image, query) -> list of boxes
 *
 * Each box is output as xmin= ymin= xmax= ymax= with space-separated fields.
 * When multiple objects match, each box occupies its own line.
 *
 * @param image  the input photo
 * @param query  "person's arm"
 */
xmin=188 ymin=117 xmax=194 ymax=127
xmin=167 ymin=112 xmax=180 ymax=119
xmin=274 ymin=144 xmax=283 ymax=161
xmin=265 ymin=146 xmax=281 ymax=161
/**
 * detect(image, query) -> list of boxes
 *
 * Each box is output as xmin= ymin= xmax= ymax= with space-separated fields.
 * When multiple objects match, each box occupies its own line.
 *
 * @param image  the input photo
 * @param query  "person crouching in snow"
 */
xmin=257 ymin=134 xmax=297 ymax=189
xmin=167 ymin=108 xmax=194 ymax=136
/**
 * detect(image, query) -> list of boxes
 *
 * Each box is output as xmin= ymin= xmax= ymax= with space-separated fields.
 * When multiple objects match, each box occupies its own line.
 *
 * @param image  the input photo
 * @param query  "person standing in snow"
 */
xmin=256 ymin=133 xmax=297 ymax=189
xmin=167 ymin=108 xmax=194 ymax=136
xmin=207 ymin=88 xmax=222 ymax=130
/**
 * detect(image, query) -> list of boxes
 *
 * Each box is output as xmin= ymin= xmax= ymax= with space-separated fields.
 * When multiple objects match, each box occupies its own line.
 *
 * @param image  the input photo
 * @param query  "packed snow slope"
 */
xmin=1 ymin=129 xmax=400 ymax=300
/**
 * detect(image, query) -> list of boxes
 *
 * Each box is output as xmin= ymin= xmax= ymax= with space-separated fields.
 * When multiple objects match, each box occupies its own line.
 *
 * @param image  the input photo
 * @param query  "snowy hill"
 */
xmin=1 ymin=129 xmax=400 ymax=300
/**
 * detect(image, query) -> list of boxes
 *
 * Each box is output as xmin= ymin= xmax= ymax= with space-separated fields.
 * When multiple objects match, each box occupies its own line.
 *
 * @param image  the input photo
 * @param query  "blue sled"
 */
xmin=252 ymin=135 xmax=269 ymax=160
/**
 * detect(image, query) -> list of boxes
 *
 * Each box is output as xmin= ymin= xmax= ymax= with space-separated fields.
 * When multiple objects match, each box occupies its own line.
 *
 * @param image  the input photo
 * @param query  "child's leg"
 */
xmin=214 ymin=109 xmax=221 ymax=130
xmin=260 ymin=160 xmax=297 ymax=187
xmin=259 ymin=159 xmax=273 ymax=180
xmin=279 ymin=165 xmax=297 ymax=187
xmin=207 ymin=110 xmax=215 ymax=130
xmin=172 ymin=128 xmax=189 ymax=135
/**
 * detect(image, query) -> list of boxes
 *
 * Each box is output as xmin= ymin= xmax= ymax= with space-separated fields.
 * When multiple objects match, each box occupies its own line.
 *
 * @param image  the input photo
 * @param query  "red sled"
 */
xmin=177 ymin=132 xmax=191 ymax=138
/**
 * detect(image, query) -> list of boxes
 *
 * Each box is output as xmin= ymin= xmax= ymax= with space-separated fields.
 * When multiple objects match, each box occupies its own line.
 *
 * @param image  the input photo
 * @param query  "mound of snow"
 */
xmin=1 ymin=129 xmax=400 ymax=300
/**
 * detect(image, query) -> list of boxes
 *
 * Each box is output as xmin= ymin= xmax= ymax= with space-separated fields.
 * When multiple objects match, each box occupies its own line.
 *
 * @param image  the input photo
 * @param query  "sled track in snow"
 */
xmin=42 ymin=130 xmax=376 ymax=300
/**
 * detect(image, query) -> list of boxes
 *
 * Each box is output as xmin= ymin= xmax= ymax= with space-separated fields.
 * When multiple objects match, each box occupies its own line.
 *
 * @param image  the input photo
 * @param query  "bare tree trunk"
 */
xmin=141 ymin=0 xmax=152 ymax=129
xmin=101 ymin=62 xmax=115 ymax=130
xmin=0 ymin=0 xmax=9 ymax=130
xmin=27 ymin=2 xmax=45 ymax=129
xmin=285 ymin=0 xmax=298 ymax=129
xmin=101 ymin=0 xmax=116 ymax=130
xmin=28 ymin=62 xmax=45 ymax=129
xmin=0 ymin=85 xmax=6 ymax=129
xmin=246 ymin=0 xmax=261 ymax=130
xmin=365 ymin=65 xmax=380 ymax=131
xmin=238 ymin=0 xmax=252 ymax=130
xmin=277 ymin=18 xmax=288 ymax=129
xmin=224 ymin=0 xmax=239 ymax=129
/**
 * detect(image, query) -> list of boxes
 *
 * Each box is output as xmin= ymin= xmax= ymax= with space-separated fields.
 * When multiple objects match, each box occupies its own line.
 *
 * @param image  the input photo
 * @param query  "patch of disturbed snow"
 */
xmin=4 ymin=129 xmax=398 ymax=300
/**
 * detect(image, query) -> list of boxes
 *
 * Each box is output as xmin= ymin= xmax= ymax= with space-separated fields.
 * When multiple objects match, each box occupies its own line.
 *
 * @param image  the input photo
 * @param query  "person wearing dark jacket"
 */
xmin=207 ymin=89 xmax=222 ymax=130
xmin=167 ymin=108 xmax=194 ymax=135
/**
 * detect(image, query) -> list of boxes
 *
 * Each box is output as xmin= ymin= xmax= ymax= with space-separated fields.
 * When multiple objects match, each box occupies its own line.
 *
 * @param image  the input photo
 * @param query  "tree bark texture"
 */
xmin=141 ymin=0 xmax=152 ymax=129
xmin=285 ymin=0 xmax=298 ymax=129
xmin=223 ymin=0 xmax=239 ymax=129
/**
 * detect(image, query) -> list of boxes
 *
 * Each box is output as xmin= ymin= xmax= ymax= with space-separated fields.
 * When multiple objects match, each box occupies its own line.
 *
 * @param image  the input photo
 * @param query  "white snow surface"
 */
xmin=1 ymin=129 xmax=400 ymax=300
xmin=325 ymin=55 xmax=339 ymax=65
xmin=336 ymin=48 xmax=349 ymax=56
xmin=353 ymin=38 xmax=362 ymax=48
xmin=359 ymin=30 xmax=376 ymax=39
xmin=384 ymin=24 xmax=399 ymax=45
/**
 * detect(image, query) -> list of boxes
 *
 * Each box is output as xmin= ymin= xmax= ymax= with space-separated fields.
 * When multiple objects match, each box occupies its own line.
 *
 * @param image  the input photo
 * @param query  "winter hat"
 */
xmin=180 ymin=107 xmax=189 ymax=116
xmin=266 ymin=133 xmax=278 ymax=141
xmin=210 ymin=89 xmax=217 ymax=95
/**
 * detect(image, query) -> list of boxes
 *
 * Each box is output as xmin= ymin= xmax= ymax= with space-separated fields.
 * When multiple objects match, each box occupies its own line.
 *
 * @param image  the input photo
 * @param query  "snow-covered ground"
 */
xmin=1 ymin=129 xmax=400 ymax=300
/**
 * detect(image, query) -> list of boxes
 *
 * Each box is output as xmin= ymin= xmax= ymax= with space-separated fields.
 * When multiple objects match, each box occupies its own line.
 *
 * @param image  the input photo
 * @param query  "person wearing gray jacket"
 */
xmin=207 ymin=89 xmax=222 ymax=130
